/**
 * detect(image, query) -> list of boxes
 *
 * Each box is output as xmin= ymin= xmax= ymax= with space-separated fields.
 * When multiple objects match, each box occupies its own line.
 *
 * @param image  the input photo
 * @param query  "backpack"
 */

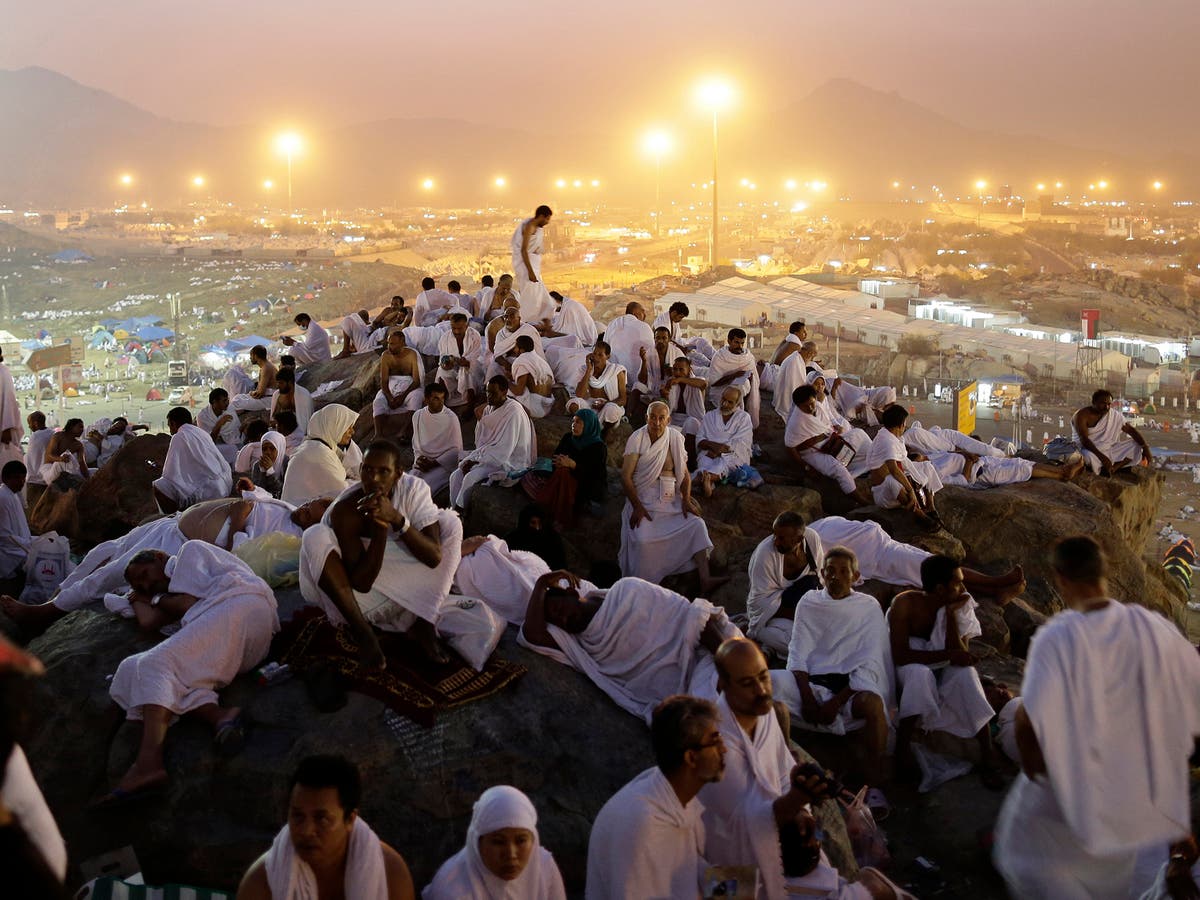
xmin=20 ymin=531 xmax=75 ymax=603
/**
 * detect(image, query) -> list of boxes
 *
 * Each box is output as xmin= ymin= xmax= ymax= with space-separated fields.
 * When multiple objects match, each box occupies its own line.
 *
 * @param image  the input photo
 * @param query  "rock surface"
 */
xmin=24 ymin=597 xmax=855 ymax=891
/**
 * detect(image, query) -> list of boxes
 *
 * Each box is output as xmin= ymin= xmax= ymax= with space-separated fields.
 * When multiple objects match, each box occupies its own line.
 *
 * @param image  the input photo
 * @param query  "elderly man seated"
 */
xmin=2 ymin=496 xmax=331 ymax=634
xmin=300 ymin=440 xmax=462 ymax=666
xmin=1072 ymin=388 xmax=1153 ymax=475
xmin=888 ymin=555 xmax=1003 ymax=788
xmin=661 ymin=356 xmax=707 ymax=440
xmin=694 ymin=386 xmax=755 ymax=497
xmin=619 ymin=401 xmax=726 ymax=594
xmin=519 ymin=569 xmax=739 ymax=721
xmin=152 ymin=406 xmax=234 ymax=514
xmin=93 ymin=541 xmax=279 ymax=806
xmin=775 ymin=547 xmax=895 ymax=801
xmin=236 ymin=754 xmax=415 ymax=899
xmin=746 ymin=510 xmax=824 ymax=658
xmin=449 ymin=375 xmax=535 ymax=511
xmin=409 ymin=384 xmax=463 ymax=500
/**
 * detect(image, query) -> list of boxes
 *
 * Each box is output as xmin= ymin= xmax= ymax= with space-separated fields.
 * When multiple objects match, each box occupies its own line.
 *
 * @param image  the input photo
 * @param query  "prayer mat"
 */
xmin=272 ymin=607 xmax=526 ymax=727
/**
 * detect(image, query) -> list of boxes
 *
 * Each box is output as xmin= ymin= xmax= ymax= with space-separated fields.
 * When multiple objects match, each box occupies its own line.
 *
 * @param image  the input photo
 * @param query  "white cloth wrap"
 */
xmin=706 ymin=347 xmax=761 ymax=427
xmin=786 ymin=407 xmax=858 ymax=494
xmin=807 ymin=516 xmax=928 ymax=587
xmin=280 ymin=404 xmax=359 ymax=504
xmin=771 ymin=352 xmax=808 ymax=423
xmin=411 ymin=407 xmax=463 ymax=496
xmin=300 ymin=478 xmax=461 ymax=627
xmin=1074 ymin=407 xmax=1144 ymax=473
xmin=54 ymin=516 xmax=187 ymax=611
xmin=0 ymin=483 xmax=30 ymax=579
xmin=454 ymin=536 xmax=598 ymax=626
xmin=586 ymin=766 xmax=706 ymax=900
xmin=424 ymin=785 xmax=566 ymax=900
xmin=153 ymin=423 xmax=233 ymax=510
xmin=746 ymin=529 xmax=823 ymax=644
xmin=372 ymin=375 xmax=424 ymax=416
xmin=270 ymin=385 xmax=314 ymax=433
xmin=450 ymin=399 xmax=536 ymax=508
xmin=618 ymin=425 xmax=712 ymax=581
xmin=695 ymin=408 xmax=753 ymax=477
xmin=24 ymin=428 xmax=53 ymax=485
xmin=602 ymin=314 xmax=655 ymax=382
xmin=553 ymin=296 xmax=598 ymax=346
xmin=518 ymin=576 xmax=739 ymax=723
xmin=266 ymin=816 xmax=388 ymax=900
xmin=436 ymin=328 xmax=483 ymax=400
xmin=289 ymin=320 xmax=331 ymax=365
xmin=511 ymin=353 xmax=556 ymax=418
xmin=3 ymin=745 xmax=67 ymax=882
xmin=867 ymin=428 xmax=944 ymax=507
xmin=109 ymin=541 xmax=279 ymax=718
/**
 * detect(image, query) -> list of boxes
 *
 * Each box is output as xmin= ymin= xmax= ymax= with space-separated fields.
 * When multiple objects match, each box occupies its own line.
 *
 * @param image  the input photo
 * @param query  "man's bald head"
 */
xmin=715 ymin=638 xmax=774 ymax=719
xmin=625 ymin=301 xmax=645 ymax=320
xmin=800 ymin=341 xmax=818 ymax=359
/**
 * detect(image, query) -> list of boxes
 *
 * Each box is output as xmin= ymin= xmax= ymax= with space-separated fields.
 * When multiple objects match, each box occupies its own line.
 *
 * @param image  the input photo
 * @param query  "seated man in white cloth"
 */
xmin=502 ymin=335 xmax=555 ymax=418
xmin=485 ymin=305 xmax=545 ymax=383
xmin=707 ymin=327 xmax=761 ymax=428
xmin=2 ymin=497 xmax=329 ymax=633
xmin=694 ymin=386 xmax=754 ymax=497
xmin=810 ymin=371 xmax=872 ymax=462
xmin=301 ymin=440 xmax=462 ymax=666
xmin=785 ymin=385 xmax=872 ymax=503
xmin=771 ymin=339 xmax=812 ymax=423
xmin=1072 ymin=388 xmax=1152 ymax=476
xmin=372 ymin=329 xmax=425 ymax=439
xmin=888 ymin=555 xmax=1003 ymax=788
xmin=551 ymin=289 xmax=597 ymax=347
xmin=40 ymin=417 xmax=89 ymax=487
xmin=762 ymin=320 xmax=808 ymax=393
xmin=281 ymin=404 xmax=360 ymax=505
xmin=231 ymin=345 xmax=279 ymax=413
xmin=904 ymin=418 xmax=1083 ymax=487
xmin=776 ymin=547 xmax=894 ymax=794
xmin=0 ymin=461 xmax=29 ymax=583
xmin=701 ymin=638 xmax=902 ymax=900
xmin=435 ymin=313 xmax=481 ymax=410
xmin=281 ymin=313 xmax=331 ymax=367
xmin=653 ymin=300 xmax=715 ymax=364
xmin=619 ymin=401 xmax=726 ymax=594
xmin=455 ymin=534 xmax=598 ymax=626
xmin=449 ymin=375 xmax=536 ymax=511
xmin=747 ymin=510 xmax=824 ymax=658
xmin=412 ymin=276 xmax=454 ymax=327
xmin=96 ymin=541 xmax=279 ymax=804
xmin=566 ymin=340 xmax=627 ymax=428
xmin=993 ymin=536 xmax=1200 ymax=900
xmin=866 ymin=404 xmax=945 ymax=528
xmin=662 ymin=356 xmax=707 ymax=440
xmin=269 ymin=368 xmax=314 ymax=436
xmin=602 ymin=301 xmax=655 ymax=379
xmin=409 ymin=384 xmax=462 ymax=499
xmin=336 ymin=308 xmax=384 ymax=357
xmin=196 ymin=387 xmax=243 ymax=467
xmin=519 ymin=569 xmax=740 ymax=721
xmin=632 ymin=326 xmax=682 ymax=419
xmin=586 ymin=696 xmax=721 ymax=900
xmin=152 ymin=406 xmax=234 ymax=514
xmin=237 ymin=754 xmax=414 ymax=900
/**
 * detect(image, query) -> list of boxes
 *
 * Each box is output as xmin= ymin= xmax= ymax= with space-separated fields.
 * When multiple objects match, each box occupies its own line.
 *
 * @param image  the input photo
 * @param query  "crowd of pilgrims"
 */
xmin=1 ymin=207 xmax=1196 ymax=898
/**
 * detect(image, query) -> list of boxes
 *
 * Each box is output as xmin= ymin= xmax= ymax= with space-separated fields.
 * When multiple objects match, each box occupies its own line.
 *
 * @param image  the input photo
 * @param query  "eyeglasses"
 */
xmin=689 ymin=734 xmax=725 ymax=752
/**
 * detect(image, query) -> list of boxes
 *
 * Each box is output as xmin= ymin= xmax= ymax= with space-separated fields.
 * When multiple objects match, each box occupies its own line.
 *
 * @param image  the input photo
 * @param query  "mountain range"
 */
xmin=0 ymin=67 xmax=1192 ymax=209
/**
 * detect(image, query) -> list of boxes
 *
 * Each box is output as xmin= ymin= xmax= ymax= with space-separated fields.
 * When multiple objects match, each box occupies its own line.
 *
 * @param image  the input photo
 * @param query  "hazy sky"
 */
xmin=3 ymin=0 xmax=1196 ymax=156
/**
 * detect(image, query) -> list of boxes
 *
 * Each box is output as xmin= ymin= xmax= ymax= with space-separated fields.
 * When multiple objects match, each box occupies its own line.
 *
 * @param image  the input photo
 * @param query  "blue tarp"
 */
xmin=136 ymin=326 xmax=174 ymax=341
xmin=226 ymin=335 xmax=274 ymax=351
xmin=52 ymin=249 xmax=93 ymax=263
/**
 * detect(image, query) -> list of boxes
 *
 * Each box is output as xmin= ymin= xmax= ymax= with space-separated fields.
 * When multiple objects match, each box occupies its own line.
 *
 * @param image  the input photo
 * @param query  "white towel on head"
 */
xmin=266 ymin=816 xmax=388 ymax=900
xmin=152 ymin=423 xmax=233 ymax=510
xmin=424 ymin=785 xmax=567 ymax=900
xmin=552 ymin=296 xmax=598 ymax=346
xmin=463 ymin=398 xmax=536 ymax=472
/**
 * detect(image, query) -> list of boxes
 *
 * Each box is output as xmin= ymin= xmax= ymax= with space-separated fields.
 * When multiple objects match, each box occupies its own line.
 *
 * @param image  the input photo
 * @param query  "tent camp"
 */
xmin=52 ymin=249 xmax=94 ymax=263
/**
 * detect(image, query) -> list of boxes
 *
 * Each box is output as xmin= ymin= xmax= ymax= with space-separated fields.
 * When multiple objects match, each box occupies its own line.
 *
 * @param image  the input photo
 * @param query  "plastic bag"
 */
xmin=233 ymin=532 xmax=302 ymax=588
xmin=839 ymin=786 xmax=891 ymax=870
xmin=437 ymin=596 xmax=504 ymax=671
xmin=911 ymin=742 xmax=974 ymax=793
xmin=20 ymin=531 xmax=75 ymax=603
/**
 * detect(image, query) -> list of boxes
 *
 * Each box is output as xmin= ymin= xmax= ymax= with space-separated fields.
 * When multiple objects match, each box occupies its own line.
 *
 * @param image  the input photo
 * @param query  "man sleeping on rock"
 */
xmin=517 ymin=568 xmax=741 ymax=723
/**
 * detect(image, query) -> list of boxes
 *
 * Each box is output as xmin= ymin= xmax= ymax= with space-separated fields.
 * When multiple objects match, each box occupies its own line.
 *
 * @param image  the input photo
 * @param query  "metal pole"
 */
xmin=655 ymin=154 xmax=662 ymax=238
xmin=711 ymin=110 xmax=718 ymax=270
xmin=287 ymin=151 xmax=294 ymax=216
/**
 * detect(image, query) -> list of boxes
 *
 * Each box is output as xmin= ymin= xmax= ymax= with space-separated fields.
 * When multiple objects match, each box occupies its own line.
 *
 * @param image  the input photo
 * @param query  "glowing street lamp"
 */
xmin=572 ymin=179 xmax=582 ymax=188
xmin=643 ymin=129 xmax=672 ymax=236
xmin=494 ymin=176 xmax=507 ymax=189
xmin=262 ymin=179 xmax=274 ymax=191
xmin=695 ymin=77 xmax=735 ymax=270
xmin=785 ymin=179 xmax=797 ymax=191
xmin=555 ymin=178 xmax=567 ymax=189
xmin=1097 ymin=179 xmax=1109 ymax=190
xmin=1153 ymin=180 xmax=1164 ymax=192
xmin=1036 ymin=183 xmax=1046 ymax=193
xmin=192 ymin=175 xmax=206 ymax=188
xmin=119 ymin=173 xmax=134 ymax=187
xmin=275 ymin=132 xmax=302 ymax=215
xmin=421 ymin=177 xmax=435 ymax=191
xmin=810 ymin=180 xmax=827 ymax=192
xmin=974 ymin=180 xmax=986 ymax=226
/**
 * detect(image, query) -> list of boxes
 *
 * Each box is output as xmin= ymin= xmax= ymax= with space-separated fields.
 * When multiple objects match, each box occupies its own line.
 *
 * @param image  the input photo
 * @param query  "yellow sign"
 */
xmin=954 ymin=381 xmax=978 ymax=435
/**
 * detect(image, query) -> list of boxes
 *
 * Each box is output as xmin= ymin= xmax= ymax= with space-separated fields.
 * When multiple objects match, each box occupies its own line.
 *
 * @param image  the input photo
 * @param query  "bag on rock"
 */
xmin=20 ymin=530 xmax=74 ymax=603
xmin=437 ymin=596 xmax=505 ymax=671
xmin=840 ymin=786 xmax=891 ymax=870
xmin=233 ymin=531 xmax=302 ymax=588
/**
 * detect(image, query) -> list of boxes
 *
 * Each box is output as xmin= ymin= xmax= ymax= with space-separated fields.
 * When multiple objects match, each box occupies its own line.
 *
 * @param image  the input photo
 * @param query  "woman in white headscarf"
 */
xmin=424 ymin=785 xmax=566 ymax=900
xmin=280 ymin=404 xmax=360 ymax=504
xmin=237 ymin=430 xmax=288 ymax=498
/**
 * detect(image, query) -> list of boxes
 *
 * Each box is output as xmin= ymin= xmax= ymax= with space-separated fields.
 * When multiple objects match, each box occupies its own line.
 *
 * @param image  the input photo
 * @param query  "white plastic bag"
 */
xmin=20 ymin=531 xmax=75 ymax=602
xmin=437 ymin=596 xmax=504 ymax=671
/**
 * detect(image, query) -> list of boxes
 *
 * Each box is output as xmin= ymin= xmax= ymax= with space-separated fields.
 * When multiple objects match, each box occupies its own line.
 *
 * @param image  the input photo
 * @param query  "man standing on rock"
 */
xmin=300 ymin=440 xmax=462 ymax=667
xmin=1072 ymin=388 xmax=1152 ymax=475
xmin=23 ymin=411 xmax=53 ymax=505
xmin=994 ymin=536 xmax=1200 ymax=899
xmin=93 ymin=541 xmax=279 ymax=807
xmin=237 ymin=754 xmax=415 ymax=899
xmin=512 ymin=206 xmax=555 ymax=329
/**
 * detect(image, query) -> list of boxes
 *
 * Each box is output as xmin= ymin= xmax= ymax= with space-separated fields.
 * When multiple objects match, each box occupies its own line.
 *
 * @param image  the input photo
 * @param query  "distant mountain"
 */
xmin=0 ymin=67 xmax=1193 ymax=208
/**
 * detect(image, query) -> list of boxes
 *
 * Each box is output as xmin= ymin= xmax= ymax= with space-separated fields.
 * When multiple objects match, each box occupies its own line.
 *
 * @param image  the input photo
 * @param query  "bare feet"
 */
xmin=410 ymin=618 xmax=452 ymax=666
xmin=109 ymin=762 xmax=169 ymax=798
xmin=702 ymin=473 xmax=715 ymax=498
xmin=0 ymin=595 xmax=65 ymax=635
xmin=1060 ymin=458 xmax=1085 ymax=482
xmin=356 ymin=629 xmax=387 ymax=671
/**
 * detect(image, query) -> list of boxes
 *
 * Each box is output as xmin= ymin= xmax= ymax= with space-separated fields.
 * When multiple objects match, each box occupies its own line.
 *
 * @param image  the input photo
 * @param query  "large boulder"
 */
xmin=936 ymin=475 xmax=1184 ymax=622
xmin=24 ymin=599 xmax=855 ymax=891
xmin=296 ymin=352 xmax=381 ymax=413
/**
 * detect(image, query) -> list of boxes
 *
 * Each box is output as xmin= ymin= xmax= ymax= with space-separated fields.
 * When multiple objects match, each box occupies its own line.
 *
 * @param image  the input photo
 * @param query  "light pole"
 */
xmin=643 ymin=130 xmax=672 ymax=237
xmin=975 ymin=179 xmax=987 ymax=227
xmin=697 ymin=79 xmax=733 ymax=271
xmin=275 ymin=132 xmax=302 ymax=216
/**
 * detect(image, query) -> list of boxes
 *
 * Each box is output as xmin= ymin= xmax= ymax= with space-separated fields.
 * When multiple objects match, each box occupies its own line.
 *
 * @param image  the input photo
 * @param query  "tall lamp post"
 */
xmin=275 ymin=132 xmax=302 ymax=216
xmin=696 ymin=79 xmax=734 ymax=271
xmin=975 ymin=179 xmax=987 ymax=228
xmin=643 ymin=130 xmax=672 ymax=237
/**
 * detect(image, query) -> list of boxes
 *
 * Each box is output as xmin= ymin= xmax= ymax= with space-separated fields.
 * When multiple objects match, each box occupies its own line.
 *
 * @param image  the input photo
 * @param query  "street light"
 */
xmin=1153 ymin=180 xmax=1164 ymax=192
xmin=975 ymin=180 xmax=986 ymax=226
xmin=275 ymin=132 xmax=302 ymax=215
xmin=695 ymin=78 xmax=734 ymax=270
xmin=262 ymin=179 xmax=274 ymax=191
xmin=643 ymin=129 xmax=672 ymax=236
xmin=421 ymin=177 xmax=435 ymax=191
xmin=119 ymin=173 xmax=134 ymax=187
xmin=192 ymin=175 xmax=206 ymax=188
xmin=494 ymin=176 xmax=507 ymax=188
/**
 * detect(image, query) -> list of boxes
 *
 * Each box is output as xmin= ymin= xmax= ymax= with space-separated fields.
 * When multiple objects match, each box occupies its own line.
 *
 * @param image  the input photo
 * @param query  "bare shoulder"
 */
xmin=330 ymin=487 xmax=365 ymax=523
xmin=235 ymin=854 xmax=271 ymax=900
xmin=382 ymin=842 xmax=416 ymax=900
xmin=889 ymin=590 xmax=917 ymax=615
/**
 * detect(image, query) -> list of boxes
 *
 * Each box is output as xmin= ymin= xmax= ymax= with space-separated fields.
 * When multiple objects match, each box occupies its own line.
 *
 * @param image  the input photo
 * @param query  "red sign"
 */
xmin=1081 ymin=308 xmax=1100 ymax=340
